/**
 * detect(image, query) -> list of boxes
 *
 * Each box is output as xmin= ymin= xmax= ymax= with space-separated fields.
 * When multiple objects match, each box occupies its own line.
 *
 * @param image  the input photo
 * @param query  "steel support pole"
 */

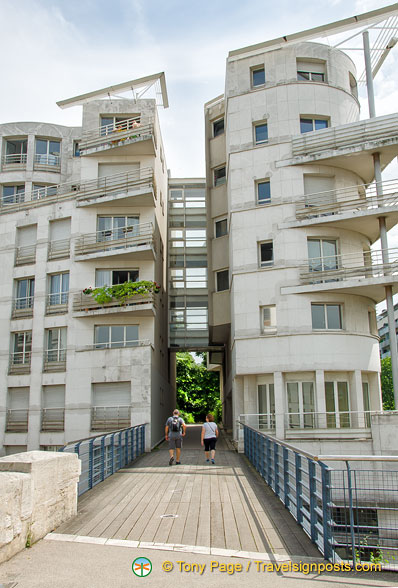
xmin=363 ymin=30 xmax=398 ymax=407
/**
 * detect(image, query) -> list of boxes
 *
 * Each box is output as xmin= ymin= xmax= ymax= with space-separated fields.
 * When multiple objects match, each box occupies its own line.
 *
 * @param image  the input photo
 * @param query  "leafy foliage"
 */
xmin=380 ymin=357 xmax=395 ymax=410
xmin=176 ymin=352 xmax=221 ymax=422
xmin=83 ymin=280 xmax=160 ymax=305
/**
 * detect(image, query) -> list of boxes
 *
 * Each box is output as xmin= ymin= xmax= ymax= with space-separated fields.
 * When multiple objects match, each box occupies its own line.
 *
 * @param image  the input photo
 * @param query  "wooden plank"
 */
xmin=222 ymin=501 xmax=241 ymax=550
xmin=210 ymin=501 xmax=225 ymax=549
xmin=166 ymin=501 xmax=190 ymax=545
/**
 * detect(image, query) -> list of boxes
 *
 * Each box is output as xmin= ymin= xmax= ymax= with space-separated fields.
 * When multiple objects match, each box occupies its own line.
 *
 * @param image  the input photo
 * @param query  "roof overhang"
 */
xmin=57 ymin=72 xmax=169 ymax=109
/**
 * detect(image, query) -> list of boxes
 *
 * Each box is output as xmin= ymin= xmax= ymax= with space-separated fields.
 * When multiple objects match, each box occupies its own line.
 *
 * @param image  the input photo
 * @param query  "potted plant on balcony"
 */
xmin=83 ymin=280 xmax=160 ymax=307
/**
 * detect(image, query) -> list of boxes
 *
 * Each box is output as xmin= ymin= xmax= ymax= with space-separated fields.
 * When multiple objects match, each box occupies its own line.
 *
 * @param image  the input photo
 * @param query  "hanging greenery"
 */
xmin=83 ymin=280 xmax=160 ymax=305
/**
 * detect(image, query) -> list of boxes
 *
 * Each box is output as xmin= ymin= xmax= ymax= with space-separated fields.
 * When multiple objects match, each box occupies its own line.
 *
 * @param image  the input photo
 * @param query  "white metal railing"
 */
xmin=285 ymin=410 xmax=374 ymax=430
xmin=41 ymin=407 xmax=65 ymax=431
xmin=47 ymin=239 xmax=70 ymax=260
xmin=9 ymin=352 xmax=31 ymax=373
xmin=79 ymin=117 xmax=154 ymax=153
xmin=238 ymin=413 xmax=276 ymax=430
xmin=74 ymin=221 xmax=154 ymax=257
xmin=12 ymin=296 xmax=34 ymax=317
xmin=15 ymin=245 xmax=36 ymax=265
xmin=34 ymin=153 xmax=60 ymax=167
xmin=73 ymin=292 xmax=155 ymax=313
xmin=296 ymin=178 xmax=398 ymax=219
xmin=6 ymin=409 xmax=29 ymax=431
xmin=78 ymin=339 xmax=151 ymax=351
xmin=1 ymin=192 xmax=26 ymax=206
xmin=47 ymin=292 xmax=69 ymax=307
xmin=2 ymin=153 xmax=27 ymax=166
xmin=292 ymin=112 xmax=398 ymax=157
xmin=91 ymin=405 xmax=131 ymax=431
xmin=44 ymin=348 xmax=67 ymax=363
xmin=300 ymin=247 xmax=398 ymax=284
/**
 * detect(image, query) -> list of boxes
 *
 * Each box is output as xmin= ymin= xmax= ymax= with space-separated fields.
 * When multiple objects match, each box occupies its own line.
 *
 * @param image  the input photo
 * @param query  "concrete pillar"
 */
xmin=315 ymin=370 xmax=326 ymax=428
xmin=243 ymin=375 xmax=257 ymax=419
xmin=233 ymin=376 xmax=244 ymax=444
xmin=274 ymin=371 xmax=285 ymax=439
xmin=350 ymin=370 xmax=365 ymax=428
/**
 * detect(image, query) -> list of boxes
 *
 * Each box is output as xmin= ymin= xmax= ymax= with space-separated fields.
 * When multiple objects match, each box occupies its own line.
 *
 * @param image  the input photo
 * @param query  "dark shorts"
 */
xmin=204 ymin=437 xmax=217 ymax=451
xmin=169 ymin=437 xmax=182 ymax=449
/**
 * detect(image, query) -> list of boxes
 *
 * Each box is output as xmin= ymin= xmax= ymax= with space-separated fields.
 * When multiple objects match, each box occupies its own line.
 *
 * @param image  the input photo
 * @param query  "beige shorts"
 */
xmin=168 ymin=437 xmax=182 ymax=449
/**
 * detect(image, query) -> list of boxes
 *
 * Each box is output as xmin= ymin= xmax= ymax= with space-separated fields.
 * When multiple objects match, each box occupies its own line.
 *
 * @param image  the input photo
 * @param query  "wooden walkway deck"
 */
xmin=57 ymin=425 xmax=319 ymax=558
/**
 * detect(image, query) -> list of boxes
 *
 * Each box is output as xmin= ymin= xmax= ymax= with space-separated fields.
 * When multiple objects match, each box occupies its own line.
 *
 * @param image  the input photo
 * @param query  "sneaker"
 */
xmin=169 ymin=456 xmax=174 ymax=466
xmin=211 ymin=459 xmax=215 ymax=464
xmin=176 ymin=461 xmax=181 ymax=465
xmin=206 ymin=459 xmax=210 ymax=463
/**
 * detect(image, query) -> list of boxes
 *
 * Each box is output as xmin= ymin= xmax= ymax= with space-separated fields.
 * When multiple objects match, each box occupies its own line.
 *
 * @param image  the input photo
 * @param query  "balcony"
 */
xmin=33 ymin=153 xmax=61 ymax=171
xmin=291 ymin=179 xmax=398 ymax=243
xmin=9 ymin=352 xmax=31 ymax=374
xmin=285 ymin=410 xmax=373 ymax=440
xmin=79 ymin=118 xmax=155 ymax=157
xmin=48 ymin=239 xmax=70 ymax=260
xmin=46 ymin=292 xmax=69 ymax=315
xmin=74 ymin=222 xmax=155 ymax=261
xmin=15 ymin=245 xmax=36 ymax=266
xmin=77 ymin=339 xmax=151 ymax=352
xmin=73 ymin=292 xmax=155 ymax=317
xmin=91 ymin=405 xmax=131 ymax=431
xmin=11 ymin=296 xmax=34 ymax=319
xmin=1 ymin=153 xmax=27 ymax=170
xmin=281 ymin=248 xmax=398 ymax=302
xmin=6 ymin=409 xmax=28 ymax=432
xmin=43 ymin=348 xmax=66 ymax=372
xmin=280 ymin=113 xmax=398 ymax=183
xmin=41 ymin=407 xmax=65 ymax=432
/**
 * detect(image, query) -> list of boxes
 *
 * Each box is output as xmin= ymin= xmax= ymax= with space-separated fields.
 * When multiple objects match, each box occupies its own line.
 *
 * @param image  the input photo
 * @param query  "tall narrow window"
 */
xmin=214 ymin=167 xmax=226 ymax=187
xmin=261 ymin=305 xmax=276 ymax=333
xmin=287 ymin=382 xmax=315 ymax=429
xmin=325 ymin=381 xmax=350 ymax=428
xmin=216 ymin=270 xmax=229 ymax=292
xmin=49 ymin=273 xmax=69 ymax=306
xmin=45 ymin=328 xmax=67 ymax=365
xmin=12 ymin=331 xmax=32 ymax=366
xmin=215 ymin=219 xmax=228 ymax=238
xmin=257 ymin=180 xmax=271 ymax=204
xmin=213 ymin=118 xmax=224 ymax=137
xmin=259 ymin=241 xmax=273 ymax=267
xmin=362 ymin=382 xmax=371 ymax=427
xmin=257 ymin=384 xmax=275 ymax=429
xmin=252 ymin=67 xmax=265 ymax=87
xmin=254 ymin=123 xmax=268 ymax=144
xmin=15 ymin=278 xmax=35 ymax=310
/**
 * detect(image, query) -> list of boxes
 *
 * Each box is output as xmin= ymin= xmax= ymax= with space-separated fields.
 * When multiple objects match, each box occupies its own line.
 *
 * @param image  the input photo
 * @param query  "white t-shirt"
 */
xmin=203 ymin=421 xmax=218 ymax=439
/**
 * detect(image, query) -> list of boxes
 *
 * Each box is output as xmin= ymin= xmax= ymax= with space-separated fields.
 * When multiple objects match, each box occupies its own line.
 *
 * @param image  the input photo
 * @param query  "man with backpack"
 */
xmin=165 ymin=409 xmax=186 ymax=465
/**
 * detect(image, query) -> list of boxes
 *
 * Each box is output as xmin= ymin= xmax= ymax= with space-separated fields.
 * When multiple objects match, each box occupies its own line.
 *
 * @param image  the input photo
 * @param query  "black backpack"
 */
xmin=171 ymin=416 xmax=180 ymax=432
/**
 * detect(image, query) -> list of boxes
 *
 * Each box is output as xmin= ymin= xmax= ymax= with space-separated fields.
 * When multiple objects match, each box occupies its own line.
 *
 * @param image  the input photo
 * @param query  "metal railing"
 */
xmin=241 ymin=424 xmax=398 ymax=569
xmin=285 ymin=411 xmax=373 ymax=430
xmin=77 ymin=339 xmax=151 ymax=352
xmin=296 ymin=178 xmax=398 ymax=219
xmin=43 ymin=349 xmax=66 ymax=372
xmin=73 ymin=292 xmax=155 ymax=314
xmin=292 ymin=112 xmax=398 ymax=157
xmin=91 ymin=406 xmax=131 ymax=431
xmin=41 ymin=407 xmax=65 ymax=431
xmin=59 ymin=423 xmax=146 ymax=495
xmin=2 ymin=153 xmax=27 ymax=166
xmin=46 ymin=292 xmax=69 ymax=313
xmin=9 ymin=352 xmax=31 ymax=374
xmin=11 ymin=296 xmax=34 ymax=318
xmin=79 ymin=118 xmax=154 ymax=153
xmin=239 ymin=413 xmax=276 ymax=431
xmin=15 ymin=245 xmax=36 ymax=266
xmin=34 ymin=153 xmax=60 ymax=167
xmin=1 ymin=192 xmax=26 ymax=206
xmin=74 ymin=221 xmax=154 ymax=257
xmin=48 ymin=239 xmax=70 ymax=260
xmin=6 ymin=409 xmax=29 ymax=432
xmin=300 ymin=248 xmax=398 ymax=285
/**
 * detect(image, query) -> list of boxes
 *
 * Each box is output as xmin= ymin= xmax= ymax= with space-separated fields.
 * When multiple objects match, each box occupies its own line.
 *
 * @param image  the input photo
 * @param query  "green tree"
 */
xmin=380 ymin=357 xmax=395 ymax=410
xmin=176 ymin=352 xmax=221 ymax=422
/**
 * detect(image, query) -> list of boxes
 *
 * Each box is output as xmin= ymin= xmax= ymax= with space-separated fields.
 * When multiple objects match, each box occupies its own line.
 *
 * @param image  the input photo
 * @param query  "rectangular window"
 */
xmin=94 ymin=325 xmax=139 ymax=349
xmin=216 ymin=269 xmax=229 ymax=292
xmin=213 ymin=118 xmax=224 ymax=137
xmin=97 ymin=215 xmax=139 ymax=241
xmin=307 ymin=238 xmax=338 ymax=273
xmin=311 ymin=304 xmax=342 ymax=330
xmin=35 ymin=138 xmax=61 ymax=166
xmin=215 ymin=219 xmax=228 ymax=238
xmin=300 ymin=118 xmax=329 ymax=133
xmin=2 ymin=185 xmax=24 ymax=205
xmin=254 ymin=123 xmax=268 ymax=144
xmin=257 ymin=384 xmax=275 ymax=429
xmin=287 ymin=381 xmax=315 ymax=429
xmin=259 ymin=241 xmax=273 ymax=267
xmin=257 ymin=180 xmax=271 ymax=204
xmin=362 ymin=382 xmax=371 ymax=427
xmin=95 ymin=269 xmax=139 ymax=287
xmin=297 ymin=59 xmax=326 ymax=82
xmin=5 ymin=139 xmax=27 ymax=164
xmin=303 ymin=175 xmax=335 ymax=208
xmin=325 ymin=381 xmax=350 ymax=428
xmin=49 ymin=273 xmax=69 ymax=306
xmin=73 ymin=141 xmax=80 ymax=157
xmin=45 ymin=328 xmax=67 ymax=364
xmin=214 ymin=166 xmax=226 ymax=187
xmin=12 ymin=331 xmax=32 ymax=365
xmin=15 ymin=278 xmax=35 ymax=310
xmin=261 ymin=305 xmax=276 ymax=333
xmin=252 ymin=67 xmax=265 ymax=87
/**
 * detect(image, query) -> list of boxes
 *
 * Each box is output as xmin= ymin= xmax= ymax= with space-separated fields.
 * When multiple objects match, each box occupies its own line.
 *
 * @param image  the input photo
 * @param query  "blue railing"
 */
xmin=59 ymin=424 xmax=146 ymax=496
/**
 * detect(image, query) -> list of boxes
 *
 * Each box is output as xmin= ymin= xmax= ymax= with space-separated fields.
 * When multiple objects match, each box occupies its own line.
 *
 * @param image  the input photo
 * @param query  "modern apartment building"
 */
xmin=378 ymin=304 xmax=398 ymax=359
xmin=0 ymin=75 xmax=173 ymax=455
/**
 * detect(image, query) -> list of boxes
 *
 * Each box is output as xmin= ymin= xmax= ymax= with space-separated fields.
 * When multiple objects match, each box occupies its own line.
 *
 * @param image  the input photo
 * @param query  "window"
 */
xmin=257 ymin=180 xmax=271 ymax=204
xmin=362 ymin=382 xmax=371 ymax=427
xmin=213 ymin=118 xmax=224 ymax=137
xmin=216 ymin=270 xmax=229 ymax=292
xmin=5 ymin=139 xmax=27 ymax=164
xmin=15 ymin=278 xmax=35 ymax=310
xmin=49 ymin=273 xmax=69 ymax=306
xmin=73 ymin=141 xmax=80 ymax=157
xmin=2 ymin=185 xmax=24 ymax=205
xmin=258 ymin=384 xmax=275 ymax=429
xmin=35 ymin=138 xmax=61 ymax=166
xmin=214 ymin=166 xmax=226 ymax=187
xmin=311 ymin=304 xmax=342 ymax=330
xmin=297 ymin=59 xmax=326 ymax=82
xmin=303 ymin=175 xmax=335 ymax=209
xmin=252 ymin=67 xmax=265 ymax=87
xmin=368 ymin=310 xmax=377 ymax=335
xmin=6 ymin=387 xmax=29 ymax=432
xmin=215 ymin=219 xmax=228 ymax=238
xmin=95 ymin=269 xmax=139 ymax=287
xmin=48 ymin=218 xmax=71 ymax=260
xmin=16 ymin=225 xmax=37 ymax=266
xmin=97 ymin=216 xmax=139 ymax=241
xmin=32 ymin=184 xmax=57 ymax=200
xmin=287 ymin=381 xmax=315 ymax=428
xmin=100 ymin=115 xmax=140 ymax=136
xmin=45 ymin=328 xmax=67 ymax=364
xmin=12 ymin=331 xmax=32 ymax=365
xmin=94 ymin=325 xmax=139 ymax=349
xmin=325 ymin=381 xmax=350 ymax=428
xmin=307 ymin=238 xmax=338 ymax=273
xmin=259 ymin=241 xmax=273 ymax=267
xmin=254 ymin=123 xmax=268 ymax=144
xmin=349 ymin=72 xmax=358 ymax=99
xmin=261 ymin=305 xmax=276 ymax=333
xmin=297 ymin=71 xmax=325 ymax=82
xmin=300 ymin=118 xmax=329 ymax=133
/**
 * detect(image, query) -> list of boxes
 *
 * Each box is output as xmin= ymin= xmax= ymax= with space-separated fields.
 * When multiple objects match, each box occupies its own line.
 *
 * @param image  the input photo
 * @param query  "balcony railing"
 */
xmin=41 ymin=407 xmax=65 ymax=431
xmin=74 ymin=221 xmax=154 ymax=257
xmin=79 ymin=118 xmax=154 ymax=154
xmin=239 ymin=413 xmax=276 ymax=431
xmin=34 ymin=153 xmax=60 ymax=168
xmin=48 ymin=239 xmax=70 ymax=260
xmin=73 ymin=292 xmax=155 ymax=314
xmin=43 ymin=348 xmax=66 ymax=372
xmin=11 ymin=296 xmax=34 ymax=318
xmin=9 ymin=351 xmax=31 ymax=374
xmin=292 ymin=112 xmax=398 ymax=157
xmin=300 ymin=248 xmax=398 ymax=285
xmin=2 ymin=153 xmax=27 ymax=166
xmin=285 ymin=410 xmax=373 ymax=430
xmin=296 ymin=178 xmax=398 ymax=220
xmin=91 ymin=405 xmax=131 ymax=431
xmin=1 ymin=192 xmax=26 ymax=206
xmin=15 ymin=245 xmax=36 ymax=266
xmin=77 ymin=339 xmax=151 ymax=352
xmin=46 ymin=292 xmax=69 ymax=314
xmin=6 ymin=409 xmax=29 ymax=432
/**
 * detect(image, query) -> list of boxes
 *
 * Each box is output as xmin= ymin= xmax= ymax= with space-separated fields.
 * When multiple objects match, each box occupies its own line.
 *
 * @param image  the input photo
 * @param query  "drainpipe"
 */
xmin=363 ymin=31 xmax=398 ymax=409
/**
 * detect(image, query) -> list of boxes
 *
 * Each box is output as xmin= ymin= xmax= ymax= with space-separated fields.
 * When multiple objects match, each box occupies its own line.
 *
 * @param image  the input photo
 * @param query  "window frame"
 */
xmin=251 ymin=66 xmax=265 ymax=88
xmin=260 ymin=305 xmax=277 ymax=334
xmin=300 ymin=117 xmax=330 ymax=134
xmin=213 ymin=166 xmax=226 ymax=187
xmin=212 ymin=118 xmax=225 ymax=138
xmin=254 ymin=122 xmax=268 ymax=145
xmin=311 ymin=303 xmax=343 ymax=330
xmin=94 ymin=324 xmax=139 ymax=349
xmin=215 ymin=218 xmax=228 ymax=238
xmin=48 ymin=272 xmax=69 ymax=306
xmin=287 ymin=381 xmax=316 ymax=429
xmin=259 ymin=241 xmax=274 ymax=268
xmin=35 ymin=138 xmax=61 ymax=166
xmin=2 ymin=184 xmax=25 ymax=205
xmin=257 ymin=383 xmax=275 ymax=429
xmin=297 ymin=71 xmax=326 ymax=82
xmin=45 ymin=327 xmax=67 ymax=363
xmin=216 ymin=269 xmax=229 ymax=292
xmin=256 ymin=180 xmax=271 ymax=205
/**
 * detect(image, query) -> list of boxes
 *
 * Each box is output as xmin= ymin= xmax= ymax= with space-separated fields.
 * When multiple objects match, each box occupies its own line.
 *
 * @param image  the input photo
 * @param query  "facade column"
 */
xmin=315 ymin=370 xmax=326 ymax=428
xmin=233 ymin=376 xmax=244 ymax=448
xmin=350 ymin=370 xmax=365 ymax=428
xmin=274 ymin=371 xmax=285 ymax=439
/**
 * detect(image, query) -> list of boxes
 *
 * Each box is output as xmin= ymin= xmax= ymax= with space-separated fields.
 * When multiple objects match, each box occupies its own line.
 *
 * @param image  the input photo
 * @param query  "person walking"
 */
xmin=165 ymin=409 xmax=186 ymax=466
xmin=201 ymin=413 xmax=219 ymax=464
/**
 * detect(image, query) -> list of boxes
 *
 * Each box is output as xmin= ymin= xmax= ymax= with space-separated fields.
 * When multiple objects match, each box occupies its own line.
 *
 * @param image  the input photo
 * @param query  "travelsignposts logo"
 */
xmin=132 ymin=556 xmax=152 ymax=577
